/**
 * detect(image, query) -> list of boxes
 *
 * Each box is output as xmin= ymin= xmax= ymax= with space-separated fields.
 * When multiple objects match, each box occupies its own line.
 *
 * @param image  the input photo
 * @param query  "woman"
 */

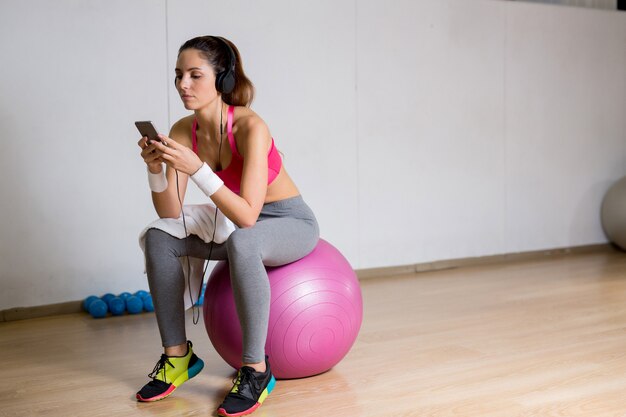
xmin=136 ymin=35 xmax=319 ymax=417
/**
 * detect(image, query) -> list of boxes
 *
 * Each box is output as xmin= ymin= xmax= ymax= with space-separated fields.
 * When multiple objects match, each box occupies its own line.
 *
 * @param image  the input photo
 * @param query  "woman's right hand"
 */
xmin=138 ymin=136 xmax=165 ymax=173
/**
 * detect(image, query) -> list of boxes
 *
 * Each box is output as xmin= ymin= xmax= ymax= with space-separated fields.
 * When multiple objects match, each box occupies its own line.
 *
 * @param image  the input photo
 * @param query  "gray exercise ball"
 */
xmin=601 ymin=176 xmax=626 ymax=251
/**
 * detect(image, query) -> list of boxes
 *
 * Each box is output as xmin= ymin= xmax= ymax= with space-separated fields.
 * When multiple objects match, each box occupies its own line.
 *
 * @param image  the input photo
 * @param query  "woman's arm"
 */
xmin=139 ymin=121 xmax=190 ymax=219
xmin=209 ymin=117 xmax=270 ymax=228
xmin=150 ymin=163 xmax=189 ymax=219
xmin=152 ymin=115 xmax=271 ymax=228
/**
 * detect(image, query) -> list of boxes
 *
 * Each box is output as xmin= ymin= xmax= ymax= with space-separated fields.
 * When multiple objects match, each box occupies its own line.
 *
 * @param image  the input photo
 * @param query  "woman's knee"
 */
xmin=226 ymin=228 xmax=260 ymax=258
xmin=145 ymin=228 xmax=178 ymax=258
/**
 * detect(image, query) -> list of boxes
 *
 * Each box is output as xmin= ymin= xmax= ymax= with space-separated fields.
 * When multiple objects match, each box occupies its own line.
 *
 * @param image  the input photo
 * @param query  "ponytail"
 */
xmin=220 ymin=38 xmax=254 ymax=107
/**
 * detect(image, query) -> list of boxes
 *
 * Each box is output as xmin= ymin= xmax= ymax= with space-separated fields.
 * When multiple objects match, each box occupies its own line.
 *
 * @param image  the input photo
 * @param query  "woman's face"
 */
xmin=175 ymin=49 xmax=218 ymax=110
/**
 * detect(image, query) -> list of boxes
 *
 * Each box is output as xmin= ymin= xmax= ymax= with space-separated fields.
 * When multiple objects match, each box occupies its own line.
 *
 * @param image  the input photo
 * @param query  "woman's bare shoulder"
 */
xmin=232 ymin=107 xmax=270 ymax=139
xmin=170 ymin=115 xmax=194 ymax=146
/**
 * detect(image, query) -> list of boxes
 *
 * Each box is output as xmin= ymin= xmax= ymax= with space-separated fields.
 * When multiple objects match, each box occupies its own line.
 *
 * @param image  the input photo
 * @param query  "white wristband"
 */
xmin=147 ymin=165 xmax=168 ymax=193
xmin=191 ymin=162 xmax=224 ymax=196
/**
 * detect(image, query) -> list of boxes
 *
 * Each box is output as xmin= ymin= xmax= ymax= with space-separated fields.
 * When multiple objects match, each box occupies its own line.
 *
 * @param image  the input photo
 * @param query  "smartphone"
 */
xmin=135 ymin=121 xmax=161 ymax=144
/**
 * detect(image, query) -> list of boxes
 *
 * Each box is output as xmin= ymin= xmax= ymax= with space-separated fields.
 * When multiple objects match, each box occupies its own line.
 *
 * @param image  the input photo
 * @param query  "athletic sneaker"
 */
xmin=217 ymin=356 xmax=276 ymax=417
xmin=136 ymin=340 xmax=204 ymax=402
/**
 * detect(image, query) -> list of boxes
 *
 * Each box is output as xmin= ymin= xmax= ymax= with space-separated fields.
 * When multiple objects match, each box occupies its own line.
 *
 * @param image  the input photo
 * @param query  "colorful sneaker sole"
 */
xmin=217 ymin=375 xmax=276 ymax=417
xmin=136 ymin=384 xmax=176 ymax=402
xmin=136 ymin=357 xmax=205 ymax=402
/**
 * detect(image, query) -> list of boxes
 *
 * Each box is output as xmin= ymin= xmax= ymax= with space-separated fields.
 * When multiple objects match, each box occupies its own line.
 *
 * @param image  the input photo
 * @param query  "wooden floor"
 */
xmin=2 ymin=250 xmax=626 ymax=416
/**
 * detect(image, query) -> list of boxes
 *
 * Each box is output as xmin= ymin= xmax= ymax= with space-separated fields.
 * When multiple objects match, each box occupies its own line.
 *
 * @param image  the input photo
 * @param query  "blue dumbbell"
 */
xmin=88 ymin=299 xmax=108 ymax=318
xmin=142 ymin=294 xmax=154 ymax=312
xmin=134 ymin=290 xmax=149 ymax=299
xmin=83 ymin=295 xmax=100 ymax=311
xmin=195 ymin=283 xmax=207 ymax=306
xmin=126 ymin=295 xmax=143 ymax=314
xmin=118 ymin=292 xmax=132 ymax=301
xmin=108 ymin=297 xmax=126 ymax=316
xmin=101 ymin=293 xmax=116 ymax=304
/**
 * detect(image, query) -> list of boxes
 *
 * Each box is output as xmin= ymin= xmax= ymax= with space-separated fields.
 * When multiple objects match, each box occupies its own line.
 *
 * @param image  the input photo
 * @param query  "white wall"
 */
xmin=0 ymin=0 xmax=169 ymax=309
xmin=0 ymin=0 xmax=624 ymax=309
xmin=358 ymin=1 xmax=508 ymax=265
xmin=357 ymin=0 xmax=626 ymax=268
xmin=504 ymin=2 xmax=626 ymax=253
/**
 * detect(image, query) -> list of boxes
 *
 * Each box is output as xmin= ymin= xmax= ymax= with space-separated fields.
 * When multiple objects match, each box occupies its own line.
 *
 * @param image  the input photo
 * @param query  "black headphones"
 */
xmin=211 ymin=36 xmax=236 ymax=95
xmin=175 ymin=36 xmax=237 ymax=95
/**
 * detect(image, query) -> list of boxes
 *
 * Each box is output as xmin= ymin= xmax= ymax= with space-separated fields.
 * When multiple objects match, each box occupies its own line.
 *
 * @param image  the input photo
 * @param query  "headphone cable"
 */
xmin=178 ymin=101 xmax=224 ymax=325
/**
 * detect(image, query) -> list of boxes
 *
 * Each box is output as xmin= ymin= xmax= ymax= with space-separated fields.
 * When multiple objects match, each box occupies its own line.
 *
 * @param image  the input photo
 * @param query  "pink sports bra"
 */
xmin=192 ymin=105 xmax=282 ymax=194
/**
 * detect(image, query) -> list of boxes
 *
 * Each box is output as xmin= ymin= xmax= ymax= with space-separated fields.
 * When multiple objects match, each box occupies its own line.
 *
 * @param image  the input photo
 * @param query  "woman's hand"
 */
xmin=151 ymin=134 xmax=204 ymax=176
xmin=137 ymin=136 xmax=165 ymax=174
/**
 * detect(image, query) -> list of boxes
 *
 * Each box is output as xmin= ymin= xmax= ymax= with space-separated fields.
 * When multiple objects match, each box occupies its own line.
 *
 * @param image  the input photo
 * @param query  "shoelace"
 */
xmin=148 ymin=354 xmax=175 ymax=383
xmin=231 ymin=367 xmax=260 ymax=396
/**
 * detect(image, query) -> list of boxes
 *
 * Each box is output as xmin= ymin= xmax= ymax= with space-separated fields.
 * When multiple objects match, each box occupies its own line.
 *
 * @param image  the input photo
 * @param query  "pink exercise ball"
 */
xmin=203 ymin=239 xmax=363 ymax=379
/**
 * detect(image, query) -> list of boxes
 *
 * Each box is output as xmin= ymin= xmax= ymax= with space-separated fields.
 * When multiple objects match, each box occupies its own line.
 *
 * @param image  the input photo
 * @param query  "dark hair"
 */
xmin=178 ymin=36 xmax=255 ymax=107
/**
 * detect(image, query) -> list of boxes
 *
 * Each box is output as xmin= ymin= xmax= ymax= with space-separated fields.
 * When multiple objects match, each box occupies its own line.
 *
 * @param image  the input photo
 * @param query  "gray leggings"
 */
xmin=144 ymin=195 xmax=319 ymax=363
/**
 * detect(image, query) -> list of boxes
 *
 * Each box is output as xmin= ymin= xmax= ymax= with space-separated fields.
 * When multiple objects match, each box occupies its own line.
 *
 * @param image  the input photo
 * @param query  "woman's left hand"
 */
xmin=152 ymin=134 xmax=204 ymax=176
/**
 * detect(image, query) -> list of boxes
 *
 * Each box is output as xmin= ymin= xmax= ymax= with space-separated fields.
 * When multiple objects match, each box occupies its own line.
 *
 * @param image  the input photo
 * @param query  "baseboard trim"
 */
xmin=1 ymin=243 xmax=618 ymax=322
xmin=1 ymin=300 xmax=82 ymax=323
xmin=355 ymin=243 xmax=616 ymax=280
